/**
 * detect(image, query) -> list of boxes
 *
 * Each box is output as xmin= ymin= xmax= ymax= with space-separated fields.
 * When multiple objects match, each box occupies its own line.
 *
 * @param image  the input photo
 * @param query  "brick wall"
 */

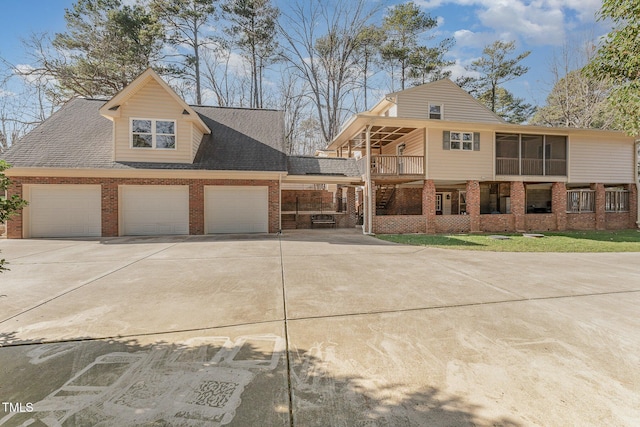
xmin=281 ymin=189 xmax=334 ymax=211
xmin=629 ymin=183 xmax=638 ymax=228
xmin=524 ymin=214 xmax=556 ymax=231
xmin=511 ymin=181 xmax=525 ymax=231
xmin=605 ymin=212 xmax=632 ymax=230
xmin=480 ymin=214 xmax=515 ymax=233
xmin=385 ymin=188 xmax=422 ymax=215
xmin=434 ymin=215 xmax=470 ymax=233
xmin=552 ymin=182 xmax=567 ymax=231
xmin=422 ymin=180 xmax=436 ymax=233
xmin=8 ymin=177 xmax=280 ymax=238
xmin=567 ymin=213 xmax=596 ymax=230
xmin=466 ymin=180 xmax=480 ymax=232
xmin=373 ymin=215 xmax=426 ymax=234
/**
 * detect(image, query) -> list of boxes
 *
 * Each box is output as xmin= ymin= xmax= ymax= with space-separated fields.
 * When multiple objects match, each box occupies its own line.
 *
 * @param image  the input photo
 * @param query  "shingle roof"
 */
xmin=287 ymin=156 xmax=361 ymax=177
xmin=2 ymin=98 xmax=362 ymax=179
xmin=1 ymin=98 xmax=287 ymax=172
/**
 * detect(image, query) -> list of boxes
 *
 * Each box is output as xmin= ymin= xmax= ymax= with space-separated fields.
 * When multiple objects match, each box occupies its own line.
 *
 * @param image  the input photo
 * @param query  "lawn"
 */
xmin=377 ymin=229 xmax=640 ymax=252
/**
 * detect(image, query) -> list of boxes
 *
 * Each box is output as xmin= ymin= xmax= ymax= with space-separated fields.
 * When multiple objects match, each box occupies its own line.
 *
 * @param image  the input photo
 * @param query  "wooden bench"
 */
xmin=311 ymin=214 xmax=336 ymax=228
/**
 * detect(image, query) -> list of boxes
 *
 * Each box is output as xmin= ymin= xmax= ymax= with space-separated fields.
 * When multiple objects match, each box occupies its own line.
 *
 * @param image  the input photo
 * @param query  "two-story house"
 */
xmin=328 ymin=79 xmax=638 ymax=234
xmin=1 ymin=68 xmax=361 ymax=238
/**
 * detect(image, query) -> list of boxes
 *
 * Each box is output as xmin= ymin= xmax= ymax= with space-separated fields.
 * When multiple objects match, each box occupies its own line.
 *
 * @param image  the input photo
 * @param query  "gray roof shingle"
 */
xmin=2 ymin=98 xmax=361 ymax=179
xmin=1 ymin=98 xmax=287 ymax=172
xmin=287 ymin=156 xmax=361 ymax=177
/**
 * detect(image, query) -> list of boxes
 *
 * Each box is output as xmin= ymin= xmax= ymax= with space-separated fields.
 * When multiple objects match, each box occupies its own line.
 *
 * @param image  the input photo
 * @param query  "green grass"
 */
xmin=377 ymin=230 xmax=640 ymax=252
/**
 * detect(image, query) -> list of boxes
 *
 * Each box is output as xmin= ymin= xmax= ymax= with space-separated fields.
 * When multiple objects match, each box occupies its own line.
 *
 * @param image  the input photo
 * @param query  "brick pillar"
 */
xmin=422 ymin=180 xmax=436 ymax=233
xmin=6 ymin=180 xmax=23 ymax=239
xmin=346 ymin=186 xmax=356 ymax=227
xmin=370 ymin=183 xmax=377 ymax=233
xmin=511 ymin=181 xmax=526 ymax=232
xmin=552 ymin=182 xmax=567 ymax=231
xmin=101 ymin=181 xmax=119 ymax=237
xmin=466 ymin=180 xmax=480 ymax=232
xmin=189 ymin=181 xmax=205 ymax=235
xmin=629 ymin=183 xmax=638 ymax=229
xmin=592 ymin=183 xmax=606 ymax=230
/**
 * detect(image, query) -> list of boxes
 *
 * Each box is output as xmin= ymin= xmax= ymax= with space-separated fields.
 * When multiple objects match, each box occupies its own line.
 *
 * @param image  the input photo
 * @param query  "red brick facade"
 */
xmin=368 ymin=179 xmax=638 ymax=235
xmin=7 ymin=176 xmax=280 ymax=238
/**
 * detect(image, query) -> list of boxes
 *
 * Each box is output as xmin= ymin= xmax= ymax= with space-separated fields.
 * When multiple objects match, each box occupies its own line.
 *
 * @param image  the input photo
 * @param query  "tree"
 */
xmin=586 ymin=0 xmax=640 ymax=135
xmin=28 ymin=0 xmax=166 ymax=99
xmin=407 ymin=39 xmax=454 ymax=86
xmin=354 ymin=25 xmax=386 ymax=111
xmin=380 ymin=2 xmax=438 ymax=91
xmin=478 ymin=87 xmax=535 ymax=124
xmin=223 ymin=0 xmax=279 ymax=109
xmin=152 ymin=0 xmax=216 ymax=105
xmin=278 ymin=0 xmax=378 ymax=145
xmin=0 ymin=161 xmax=27 ymax=272
xmin=469 ymin=40 xmax=530 ymax=113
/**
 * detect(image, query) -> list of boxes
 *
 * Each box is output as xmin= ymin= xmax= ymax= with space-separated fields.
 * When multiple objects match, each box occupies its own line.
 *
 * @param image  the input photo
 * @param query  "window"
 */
xmin=444 ymin=131 xmax=479 ymax=151
xmin=605 ymin=188 xmax=629 ymax=212
xmin=429 ymin=104 xmax=442 ymax=120
xmin=131 ymin=119 xmax=176 ymax=149
xmin=458 ymin=191 xmax=467 ymax=214
xmin=566 ymin=189 xmax=594 ymax=213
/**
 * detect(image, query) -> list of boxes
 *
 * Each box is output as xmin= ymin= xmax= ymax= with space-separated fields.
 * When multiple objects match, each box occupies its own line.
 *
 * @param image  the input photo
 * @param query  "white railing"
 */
xmin=605 ymin=189 xmax=629 ymax=212
xmin=370 ymin=155 xmax=424 ymax=175
xmin=567 ymin=189 xmax=595 ymax=213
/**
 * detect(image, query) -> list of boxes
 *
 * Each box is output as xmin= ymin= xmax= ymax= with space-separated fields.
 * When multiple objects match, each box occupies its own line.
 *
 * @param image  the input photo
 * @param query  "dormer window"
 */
xmin=429 ymin=104 xmax=442 ymax=120
xmin=131 ymin=119 xmax=176 ymax=149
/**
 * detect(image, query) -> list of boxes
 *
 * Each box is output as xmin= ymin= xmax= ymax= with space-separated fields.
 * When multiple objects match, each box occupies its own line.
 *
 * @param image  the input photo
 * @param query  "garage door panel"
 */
xmin=29 ymin=185 xmax=102 ymax=238
xmin=121 ymin=186 xmax=189 ymax=236
xmin=205 ymin=186 xmax=269 ymax=234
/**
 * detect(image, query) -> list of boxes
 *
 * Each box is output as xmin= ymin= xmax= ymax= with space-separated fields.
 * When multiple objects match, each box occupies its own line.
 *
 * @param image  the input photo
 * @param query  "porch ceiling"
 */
xmin=347 ymin=125 xmax=418 ymax=149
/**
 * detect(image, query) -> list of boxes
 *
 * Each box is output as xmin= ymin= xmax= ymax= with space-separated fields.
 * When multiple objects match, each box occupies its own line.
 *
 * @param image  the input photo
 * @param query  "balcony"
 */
xmin=496 ymin=157 xmax=566 ymax=176
xmin=357 ymin=155 xmax=424 ymax=180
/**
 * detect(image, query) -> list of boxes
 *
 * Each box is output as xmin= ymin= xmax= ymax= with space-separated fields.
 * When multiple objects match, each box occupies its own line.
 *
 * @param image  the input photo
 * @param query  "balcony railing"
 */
xmin=496 ymin=157 xmax=566 ymax=176
xmin=357 ymin=155 xmax=424 ymax=176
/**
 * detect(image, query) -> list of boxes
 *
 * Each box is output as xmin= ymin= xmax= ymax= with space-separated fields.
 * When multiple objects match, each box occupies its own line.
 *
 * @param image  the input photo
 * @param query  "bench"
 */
xmin=311 ymin=214 xmax=336 ymax=228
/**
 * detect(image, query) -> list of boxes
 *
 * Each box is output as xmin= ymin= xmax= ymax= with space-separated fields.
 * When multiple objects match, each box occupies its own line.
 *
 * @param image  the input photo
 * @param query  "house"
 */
xmin=1 ymin=69 xmax=361 ymax=238
xmin=328 ymin=79 xmax=639 ymax=234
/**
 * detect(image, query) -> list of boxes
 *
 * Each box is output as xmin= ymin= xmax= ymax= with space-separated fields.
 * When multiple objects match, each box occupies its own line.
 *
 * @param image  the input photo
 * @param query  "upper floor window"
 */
xmin=131 ymin=119 xmax=176 ymax=149
xmin=429 ymin=104 xmax=442 ymax=120
xmin=443 ymin=131 xmax=480 ymax=151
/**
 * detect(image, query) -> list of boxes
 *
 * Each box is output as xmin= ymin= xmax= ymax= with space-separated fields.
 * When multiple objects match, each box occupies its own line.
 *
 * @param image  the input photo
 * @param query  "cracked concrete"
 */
xmin=0 ymin=229 xmax=639 ymax=426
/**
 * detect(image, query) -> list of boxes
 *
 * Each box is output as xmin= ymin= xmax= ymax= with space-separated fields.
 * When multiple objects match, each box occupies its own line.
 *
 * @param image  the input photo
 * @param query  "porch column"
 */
xmin=6 ymin=180 xmax=23 ymax=239
xmin=466 ymin=180 xmax=480 ymax=232
xmin=552 ymin=182 xmax=567 ymax=231
xmin=511 ymin=181 xmax=526 ymax=232
xmin=365 ymin=125 xmax=373 ymax=234
xmin=629 ymin=183 xmax=638 ymax=229
xmin=592 ymin=183 xmax=606 ymax=230
xmin=102 ymin=181 xmax=119 ymax=237
xmin=346 ymin=186 xmax=357 ymax=227
xmin=189 ymin=181 xmax=205 ymax=235
xmin=422 ymin=180 xmax=436 ymax=234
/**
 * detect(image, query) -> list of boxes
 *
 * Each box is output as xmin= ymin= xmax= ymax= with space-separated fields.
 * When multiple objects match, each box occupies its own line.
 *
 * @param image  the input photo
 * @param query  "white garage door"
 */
xmin=121 ymin=185 xmax=189 ymax=236
xmin=205 ymin=186 xmax=269 ymax=234
xmin=29 ymin=185 xmax=102 ymax=238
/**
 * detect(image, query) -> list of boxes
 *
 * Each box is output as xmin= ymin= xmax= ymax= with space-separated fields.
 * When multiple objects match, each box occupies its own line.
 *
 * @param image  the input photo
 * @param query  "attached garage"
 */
xmin=26 ymin=185 xmax=102 ymax=238
xmin=205 ymin=186 xmax=269 ymax=233
xmin=120 ymin=185 xmax=189 ymax=236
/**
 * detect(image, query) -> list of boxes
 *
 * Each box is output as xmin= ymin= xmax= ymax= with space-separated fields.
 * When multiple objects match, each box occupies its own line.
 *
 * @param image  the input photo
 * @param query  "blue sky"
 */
xmin=0 ymin=0 xmax=610 ymax=107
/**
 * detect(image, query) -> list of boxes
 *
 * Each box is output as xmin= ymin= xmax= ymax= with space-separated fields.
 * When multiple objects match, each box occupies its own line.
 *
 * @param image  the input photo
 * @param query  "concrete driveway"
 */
xmin=0 ymin=230 xmax=639 ymax=426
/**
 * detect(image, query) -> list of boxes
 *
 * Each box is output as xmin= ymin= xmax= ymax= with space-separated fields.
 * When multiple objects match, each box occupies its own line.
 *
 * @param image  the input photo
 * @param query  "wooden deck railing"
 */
xmin=496 ymin=157 xmax=566 ymax=176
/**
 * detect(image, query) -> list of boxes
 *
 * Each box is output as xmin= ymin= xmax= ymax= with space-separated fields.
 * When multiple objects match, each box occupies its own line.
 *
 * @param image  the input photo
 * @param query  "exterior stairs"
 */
xmin=376 ymin=185 xmax=396 ymax=210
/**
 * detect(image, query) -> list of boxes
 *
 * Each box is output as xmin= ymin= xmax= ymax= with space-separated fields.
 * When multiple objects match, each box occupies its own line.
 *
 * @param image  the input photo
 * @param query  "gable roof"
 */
xmin=99 ymin=68 xmax=211 ymax=134
xmin=1 ymin=98 xmax=287 ymax=172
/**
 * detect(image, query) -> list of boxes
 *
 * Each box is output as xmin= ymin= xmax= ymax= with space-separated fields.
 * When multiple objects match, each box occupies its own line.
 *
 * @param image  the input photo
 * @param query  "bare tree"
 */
xmin=278 ymin=0 xmax=378 ymax=145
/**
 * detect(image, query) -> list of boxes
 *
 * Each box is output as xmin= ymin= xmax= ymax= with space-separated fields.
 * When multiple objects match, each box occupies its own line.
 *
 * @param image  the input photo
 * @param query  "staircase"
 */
xmin=376 ymin=185 xmax=396 ymax=210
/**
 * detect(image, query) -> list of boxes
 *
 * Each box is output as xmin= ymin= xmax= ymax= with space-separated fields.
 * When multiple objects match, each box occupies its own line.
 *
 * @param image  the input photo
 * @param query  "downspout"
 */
xmin=636 ymin=140 xmax=640 ymax=228
xmin=278 ymin=173 xmax=283 ymax=234
xmin=365 ymin=125 xmax=373 ymax=235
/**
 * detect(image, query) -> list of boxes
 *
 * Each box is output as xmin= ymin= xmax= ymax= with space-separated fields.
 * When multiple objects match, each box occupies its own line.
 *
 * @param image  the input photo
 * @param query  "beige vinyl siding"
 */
xmin=114 ymin=79 xmax=193 ymax=163
xmin=427 ymin=128 xmax=493 ymax=180
xmin=192 ymin=125 xmax=204 ymax=160
xmin=381 ymin=128 xmax=424 ymax=155
xmin=396 ymin=81 xmax=503 ymax=123
xmin=569 ymin=136 xmax=635 ymax=183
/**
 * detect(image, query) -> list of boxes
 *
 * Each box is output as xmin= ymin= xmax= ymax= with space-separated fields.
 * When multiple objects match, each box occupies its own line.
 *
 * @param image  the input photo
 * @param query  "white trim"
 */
xmin=428 ymin=103 xmax=443 ymax=120
xmin=130 ymin=118 xmax=177 ymax=150
xmin=5 ymin=167 xmax=287 ymax=180
xmin=449 ymin=131 xmax=474 ymax=151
